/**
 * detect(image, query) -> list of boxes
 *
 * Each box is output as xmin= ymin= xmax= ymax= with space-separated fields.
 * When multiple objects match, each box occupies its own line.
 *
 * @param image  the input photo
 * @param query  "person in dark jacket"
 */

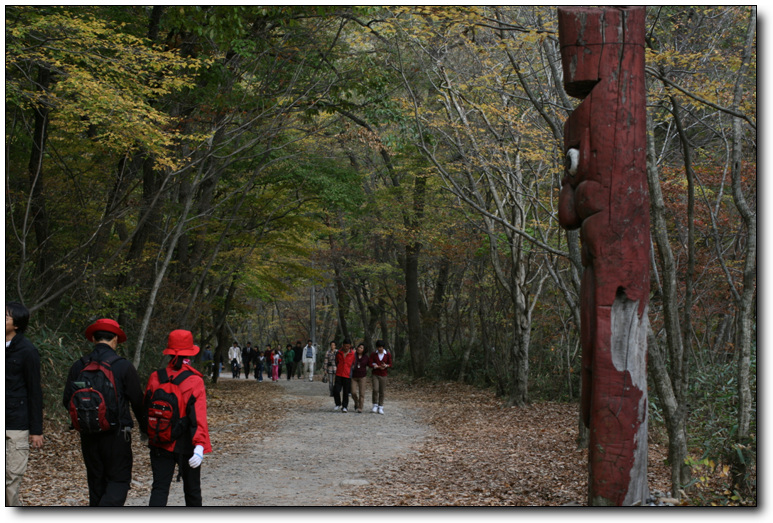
xmin=5 ymin=302 xmax=43 ymax=506
xmin=242 ymin=342 xmax=254 ymax=379
xmin=293 ymin=340 xmax=304 ymax=379
xmin=144 ymin=329 xmax=212 ymax=506
xmin=284 ymin=344 xmax=295 ymax=380
xmin=351 ymin=342 xmax=370 ymax=413
xmin=253 ymin=346 xmax=265 ymax=381
xmin=62 ymin=318 xmax=145 ymax=506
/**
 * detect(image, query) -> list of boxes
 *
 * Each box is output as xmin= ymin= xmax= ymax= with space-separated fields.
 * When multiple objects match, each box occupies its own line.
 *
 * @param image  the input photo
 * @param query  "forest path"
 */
xmin=124 ymin=373 xmax=430 ymax=506
xmin=24 ymin=370 xmax=672 ymax=507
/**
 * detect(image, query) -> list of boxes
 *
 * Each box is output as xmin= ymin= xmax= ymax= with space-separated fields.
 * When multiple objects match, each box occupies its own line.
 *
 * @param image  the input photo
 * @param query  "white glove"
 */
xmin=188 ymin=445 xmax=204 ymax=468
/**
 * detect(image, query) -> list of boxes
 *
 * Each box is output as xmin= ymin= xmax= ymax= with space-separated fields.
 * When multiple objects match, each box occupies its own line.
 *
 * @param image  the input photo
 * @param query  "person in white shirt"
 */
xmin=227 ymin=341 xmax=242 ymax=378
xmin=302 ymin=339 xmax=317 ymax=381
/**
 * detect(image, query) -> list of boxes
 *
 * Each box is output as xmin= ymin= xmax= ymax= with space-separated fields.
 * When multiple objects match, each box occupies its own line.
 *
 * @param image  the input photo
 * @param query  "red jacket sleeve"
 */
xmin=185 ymin=374 xmax=212 ymax=453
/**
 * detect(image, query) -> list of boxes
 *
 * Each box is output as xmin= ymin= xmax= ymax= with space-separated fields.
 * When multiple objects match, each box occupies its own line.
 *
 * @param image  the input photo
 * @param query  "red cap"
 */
xmin=163 ymin=329 xmax=200 ymax=357
xmin=85 ymin=318 xmax=127 ymax=344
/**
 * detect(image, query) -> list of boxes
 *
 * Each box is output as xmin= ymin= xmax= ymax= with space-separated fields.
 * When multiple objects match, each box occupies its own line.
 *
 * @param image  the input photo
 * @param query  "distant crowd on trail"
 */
xmin=214 ymin=338 xmax=318 ymax=383
xmin=6 ymin=300 xmax=391 ymax=507
xmin=215 ymin=337 xmax=393 ymax=415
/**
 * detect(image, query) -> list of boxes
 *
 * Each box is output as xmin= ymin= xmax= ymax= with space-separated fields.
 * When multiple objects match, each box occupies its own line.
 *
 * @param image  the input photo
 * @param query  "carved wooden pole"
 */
xmin=557 ymin=6 xmax=650 ymax=506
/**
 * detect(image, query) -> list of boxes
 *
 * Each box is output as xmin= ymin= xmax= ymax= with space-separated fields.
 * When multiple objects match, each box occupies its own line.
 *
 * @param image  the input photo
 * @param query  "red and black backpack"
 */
xmin=67 ymin=353 xmax=123 ymax=434
xmin=145 ymin=368 xmax=194 ymax=444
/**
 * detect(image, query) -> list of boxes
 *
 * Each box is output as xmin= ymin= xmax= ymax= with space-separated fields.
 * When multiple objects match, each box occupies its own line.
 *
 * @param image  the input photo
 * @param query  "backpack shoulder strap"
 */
xmin=85 ymin=351 xmax=123 ymax=368
xmin=171 ymin=370 xmax=195 ymax=386
xmin=156 ymin=368 xmax=169 ymax=384
xmin=102 ymin=352 xmax=123 ymax=365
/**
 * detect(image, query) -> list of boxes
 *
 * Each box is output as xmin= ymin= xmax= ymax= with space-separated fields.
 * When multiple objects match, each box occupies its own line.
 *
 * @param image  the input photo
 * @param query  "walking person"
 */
xmin=255 ymin=347 xmax=266 ymax=382
xmin=228 ymin=341 xmax=242 ymax=378
xmin=332 ymin=340 xmax=355 ymax=413
xmin=302 ymin=339 xmax=317 ymax=381
xmin=265 ymin=345 xmax=274 ymax=381
xmin=271 ymin=349 xmax=282 ymax=381
xmin=370 ymin=340 xmax=392 ymax=415
xmin=293 ymin=340 xmax=304 ymax=379
xmin=350 ymin=342 xmax=370 ymax=413
xmin=284 ymin=344 xmax=295 ymax=380
xmin=144 ymin=329 xmax=212 ymax=506
xmin=322 ymin=341 xmax=337 ymax=397
xmin=201 ymin=344 xmax=213 ymax=378
xmin=242 ymin=342 xmax=254 ymax=379
xmin=62 ymin=318 xmax=145 ymax=506
xmin=5 ymin=302 xmax=44 ymax=506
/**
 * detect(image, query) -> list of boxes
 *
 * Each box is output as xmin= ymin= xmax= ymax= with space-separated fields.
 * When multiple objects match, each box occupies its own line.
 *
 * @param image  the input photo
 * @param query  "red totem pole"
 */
xmin=557 ymin=7 xmax=650 ymax=505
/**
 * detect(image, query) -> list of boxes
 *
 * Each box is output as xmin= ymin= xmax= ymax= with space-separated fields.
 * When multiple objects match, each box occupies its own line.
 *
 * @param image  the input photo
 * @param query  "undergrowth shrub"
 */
xmin=684 ymin=344 xmax=757 ymax=504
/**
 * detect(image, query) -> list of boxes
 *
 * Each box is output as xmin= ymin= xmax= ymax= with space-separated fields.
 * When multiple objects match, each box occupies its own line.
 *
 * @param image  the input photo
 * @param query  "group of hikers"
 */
xmin=6 ymin=301 xmax=392 ymax=507
xmin=221 ymin=337 xmax=393 ymax=414
xmin=7 ymin=303 xmax=210 ymax=506
xmin=323 ymin=339 xmax=393 ymax=414
xmin=222 ymin=339 xmax=318 ymax=382
xmin=219 ymin=338 xmax=393 ymax=416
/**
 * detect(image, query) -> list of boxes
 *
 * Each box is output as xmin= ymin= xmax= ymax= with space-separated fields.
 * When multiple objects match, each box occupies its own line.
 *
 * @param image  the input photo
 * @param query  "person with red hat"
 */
xmin=143 ymin=329 xmax=212 ymax=506
xmin=62 ymin=318 xmax=144 ymax=506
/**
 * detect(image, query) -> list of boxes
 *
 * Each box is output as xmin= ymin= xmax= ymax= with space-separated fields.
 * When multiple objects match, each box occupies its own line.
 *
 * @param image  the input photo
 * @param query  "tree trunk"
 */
xmin=404 ymin=170 xmax=428 ymax=377
xmin=729 ymin=6 xmax=757 ymax=492
xmin=404 ymin=241 xmax=424 ymax=376
xmin=132 ymin=172 xmax=198 ymax=367
xmin=27 ymin=67 xmax=52 ymax=278
xmin=646 ymin=114 xmax=691 ymax=495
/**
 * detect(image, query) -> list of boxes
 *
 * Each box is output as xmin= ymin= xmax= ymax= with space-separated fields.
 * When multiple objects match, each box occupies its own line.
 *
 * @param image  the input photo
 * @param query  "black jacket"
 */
xmin=5 ymin=333 xmax=44 ymax=434
xmin=62 ymin=343 xmax=146 ymax=431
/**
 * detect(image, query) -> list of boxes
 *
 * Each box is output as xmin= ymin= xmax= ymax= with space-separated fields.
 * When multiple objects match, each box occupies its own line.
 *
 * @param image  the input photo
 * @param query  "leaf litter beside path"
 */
xmin=21 ymin=374 xmax=670 ymax=507
xmin=343 ymin=377 xmax=671 ymax=507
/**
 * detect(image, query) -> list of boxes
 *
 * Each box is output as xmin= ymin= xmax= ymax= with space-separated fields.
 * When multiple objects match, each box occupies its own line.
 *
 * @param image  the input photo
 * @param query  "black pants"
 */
xmin=80 ymin=430 xmax=133 ymax=506
xmin=333 ymin=376 xmax=352 ymax=409
xmin=243 ymin=362 xmax=251 ymax=379
xmin=149 ymin=446 xmax=202 ymax=506
xmin=286 ymin=362 xmax=294 ymax=379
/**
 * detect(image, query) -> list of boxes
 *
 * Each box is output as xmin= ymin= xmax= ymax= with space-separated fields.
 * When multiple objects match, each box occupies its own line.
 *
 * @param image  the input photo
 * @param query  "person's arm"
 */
xmin=24 ymin=345 xmax=44 ymax=441
xmin=123 ymin=363 xmax=147 ymax=432
xmin=62 ymin=359 xmax=81 ymax=409
xmin=188 ymin=380 xmax=212 ymax=453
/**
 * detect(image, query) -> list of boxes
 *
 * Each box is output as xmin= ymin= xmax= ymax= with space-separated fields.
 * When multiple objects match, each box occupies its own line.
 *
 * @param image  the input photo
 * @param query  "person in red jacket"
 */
xmin=332 ymin=339 xmax=356 ymax=413
xmin=370 ymin=340 xmax=392 ymax=415
xmin=144 ymin=329 xmax=212 ymax=506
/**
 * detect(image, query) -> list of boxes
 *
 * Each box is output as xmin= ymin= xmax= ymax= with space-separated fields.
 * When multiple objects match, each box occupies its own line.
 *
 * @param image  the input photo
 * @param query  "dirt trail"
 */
xmin=125 ymin=375 xmax=430 ymax=506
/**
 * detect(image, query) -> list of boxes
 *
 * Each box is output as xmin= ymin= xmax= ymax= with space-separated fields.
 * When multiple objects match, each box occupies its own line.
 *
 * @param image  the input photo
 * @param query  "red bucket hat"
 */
xmin=85 ymin=318 xmax=127 ymax=344
xmin=163 ymin=329 xmax=200 ymax=357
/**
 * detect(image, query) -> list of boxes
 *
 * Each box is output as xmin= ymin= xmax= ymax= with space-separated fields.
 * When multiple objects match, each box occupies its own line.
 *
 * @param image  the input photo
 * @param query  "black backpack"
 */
xmin=145 ymin=368 xmax=194 ymax=444
xmin=67 ymin=353 xmax=123 ymax=434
